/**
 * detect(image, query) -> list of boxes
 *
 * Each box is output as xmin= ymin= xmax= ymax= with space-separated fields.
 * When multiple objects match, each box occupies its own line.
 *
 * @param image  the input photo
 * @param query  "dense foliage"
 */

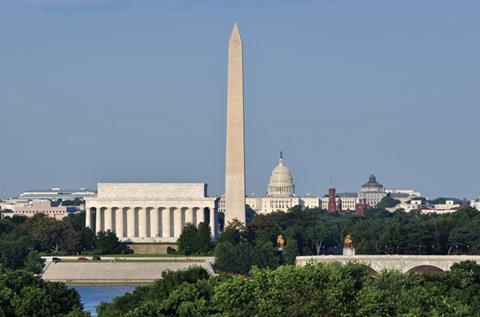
xmin=214 ymin=219 xmax=293 ymax=274
xmin=93 ymin=230 xmax=131 ymax=255
xmin=97 ymin=266 xmax=213 ymax=317
xmin=97 ymin=261 xmax=480 ymax=317
xmin=177 ymin=222 xmax=213 ymax=255
xmin=0 ymin=213 xmax=130 ymax=272
xmin=375 ymin=196 xmax=400 ymax=209
xmin=0 ymin=266 xmax=88 ymax=317
xmin=211 ymin=206 xmax=480 ymax=273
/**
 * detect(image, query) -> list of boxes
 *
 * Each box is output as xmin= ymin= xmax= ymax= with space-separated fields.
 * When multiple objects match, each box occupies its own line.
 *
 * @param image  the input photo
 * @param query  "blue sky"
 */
xmin=1 ymin=0 xmax=479 ymax=198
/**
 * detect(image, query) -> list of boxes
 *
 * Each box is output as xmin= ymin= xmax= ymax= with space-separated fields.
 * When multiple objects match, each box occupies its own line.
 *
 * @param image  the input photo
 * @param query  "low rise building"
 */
xmin=422 ymin=200 xmax=461 ymax=214
xmin=471 ymin=199 xmax=480 ymax=210
xmin=18 ymin=188 xmax=96 ymax=201
xmin=391 ymin=199 xmax=461 ymax=214
xmin=0 ymin=200 xmax=69 ymax=219
xmin=385 ymin=189 xmax=422 ymax=203
xmin=321 ymin=193 xmax=357 ymax=211
xmin=6 ymin=188 xmax=96 ymax=212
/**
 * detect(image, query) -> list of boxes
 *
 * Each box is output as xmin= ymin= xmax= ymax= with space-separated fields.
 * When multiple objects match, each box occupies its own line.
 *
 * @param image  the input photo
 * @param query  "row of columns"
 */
xmin=86 ymin=206 xmax=217 ymax=240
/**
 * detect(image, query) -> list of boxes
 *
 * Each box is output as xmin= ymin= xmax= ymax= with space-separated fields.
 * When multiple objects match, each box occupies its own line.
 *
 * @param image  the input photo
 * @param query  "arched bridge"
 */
xmin=296 ymin=255 xmax=480 ymax=274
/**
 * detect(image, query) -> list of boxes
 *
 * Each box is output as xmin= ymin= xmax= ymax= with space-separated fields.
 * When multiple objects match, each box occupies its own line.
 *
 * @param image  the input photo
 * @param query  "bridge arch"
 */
xmin=359 ymin=264 xmax=378 ymax=275
xmin=406 ymin=265 xmax=444 ymax=275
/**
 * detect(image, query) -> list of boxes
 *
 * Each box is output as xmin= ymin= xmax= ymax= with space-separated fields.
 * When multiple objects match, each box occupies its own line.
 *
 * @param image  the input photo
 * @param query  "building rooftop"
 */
xmin=20 ymin=188 xmax=95 ymax=194
xmin=361 ymin=175 xmax=384 ymax=189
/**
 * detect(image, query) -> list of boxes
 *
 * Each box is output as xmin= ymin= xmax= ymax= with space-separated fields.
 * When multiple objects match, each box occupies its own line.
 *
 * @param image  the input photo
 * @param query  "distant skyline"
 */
xmin=1 ymin=0 xmax=479 ymax=198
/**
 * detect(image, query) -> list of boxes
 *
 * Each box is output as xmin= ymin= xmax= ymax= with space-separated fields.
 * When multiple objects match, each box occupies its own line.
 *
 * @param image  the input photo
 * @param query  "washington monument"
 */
xmin=224 ymin=23 xmax=246 ymax=225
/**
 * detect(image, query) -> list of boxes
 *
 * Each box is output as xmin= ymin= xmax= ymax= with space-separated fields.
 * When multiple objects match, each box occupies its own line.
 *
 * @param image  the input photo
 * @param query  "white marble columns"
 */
xmin=85 ymin=208 xmax=92 ymax=229
xmin=196 ymin=207 xmax=205 ymax=224
xmin=150 ymin=208 xmax=160 ymax=238
xmin=185 ymin=208 xmax=194 ymax=226
xmin=86 ymin=205 xmax=217 ymax=242
xmin=115 ymin=208 xmax=124 ymax=238
xmin=95 ymin=208 xmax=102 ymax=234
xmin=104 ymin=208 xmax=113 ymax=232
xmin=138 ymin=208 xmax=148 ymax=238
xmin=173 ymin=208 xmax=183 ymax=239
xmin=127 ymin=208 xmax=135 ymax=238
xmin=163 ymin=208 xmax=171 ymax=238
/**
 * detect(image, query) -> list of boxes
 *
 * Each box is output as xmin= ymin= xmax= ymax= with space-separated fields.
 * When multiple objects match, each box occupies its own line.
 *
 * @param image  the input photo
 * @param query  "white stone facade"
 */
xmin=321 ymin=196 xmax=357 ymax=211
xmin=260 ymin=197 xmax=301 ymax=214
xmin=302 ymin=197 xmax=321 ymax=209
xmin=389 ymin=199 xmax=462 ymax=214
xmin=85 ymin=183 xmax=218 ymax=243
xmin=470 ymin=199 xmax=480 ymax=210
xmin=421 ymin=200 xmax=461 ymax=214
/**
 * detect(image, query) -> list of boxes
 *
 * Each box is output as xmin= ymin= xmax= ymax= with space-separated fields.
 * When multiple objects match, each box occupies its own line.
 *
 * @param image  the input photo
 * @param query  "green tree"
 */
xmin=0 ymin=267 xmax=85 ymax=316
xmin=282 ymin=238 xmax=298 ymax=264
xmin=252 ymin=240 xmax=279 ymax=269
xmin=178 ymin=223 xmax=198 ymax=255
xmin=376 ymin=196 xmax=401 ymax=209
xmin=27 ymin=214 xmax=82 ymax=254
xmin=246 ymin=205 xmax=257 ymax=224
xmin=0 ymin=236 xmax=38 ymax=271
xmin=25 ymin=250 xmax=43 ymax=273
xmin=98 ymin=267 xmax=211 ymax=317
xmin=196 ymin=222 xmax=213 ymax=254
xmin=217 ymin=219 xmax=246 ymax=245
xmin=215 ymin=242 xmax=254 ymax=274
xmin=305 ymin=222 xmax=336 ymax=255
xmin=177 ymin=223 xmax=212 ymax=255
xmin=93 ymin=230 xmax=130 ymax=255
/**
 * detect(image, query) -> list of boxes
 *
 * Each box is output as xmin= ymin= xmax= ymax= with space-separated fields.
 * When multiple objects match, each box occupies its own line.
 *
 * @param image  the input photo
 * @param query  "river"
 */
xmin=71 ymin=285 xmax=138 ymax=317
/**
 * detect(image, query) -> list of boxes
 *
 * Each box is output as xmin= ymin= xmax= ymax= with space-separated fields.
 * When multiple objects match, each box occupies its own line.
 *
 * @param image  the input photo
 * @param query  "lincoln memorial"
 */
xmin=85 ymin=183 xmax=218 ymax=243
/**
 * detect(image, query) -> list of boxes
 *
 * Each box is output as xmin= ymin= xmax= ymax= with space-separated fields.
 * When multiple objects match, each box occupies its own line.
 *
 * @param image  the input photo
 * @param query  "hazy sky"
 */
xmin=1 ymin=0 xmax=479 ymax=199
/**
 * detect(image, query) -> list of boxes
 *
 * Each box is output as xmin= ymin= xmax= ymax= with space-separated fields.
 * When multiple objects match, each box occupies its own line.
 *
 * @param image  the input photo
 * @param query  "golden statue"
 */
xmin=343 ymin=234 xmax=353 ymax=249
xmin=276 ymin=234 xmax=285 ymax=249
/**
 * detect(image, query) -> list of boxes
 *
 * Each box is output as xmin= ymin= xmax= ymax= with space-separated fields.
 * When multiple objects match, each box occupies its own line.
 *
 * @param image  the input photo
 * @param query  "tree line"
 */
xmin=0 ymin=213 xmax=129 ymax=273
xmin=97 ymin=260 xmax=480 ymax=316
xmin=176 ymin=206 xmax=480 ymax=274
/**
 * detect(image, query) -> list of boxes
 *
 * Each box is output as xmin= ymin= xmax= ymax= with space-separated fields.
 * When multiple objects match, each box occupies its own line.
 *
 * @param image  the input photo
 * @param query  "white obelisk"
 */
xmin=224 ymin=23 xmax=246 ymax=225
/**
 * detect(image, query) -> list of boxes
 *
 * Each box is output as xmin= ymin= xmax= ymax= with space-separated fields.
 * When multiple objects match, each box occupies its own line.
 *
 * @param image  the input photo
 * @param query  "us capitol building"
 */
xmin=219 ymin=153 xmax=420 ymax=215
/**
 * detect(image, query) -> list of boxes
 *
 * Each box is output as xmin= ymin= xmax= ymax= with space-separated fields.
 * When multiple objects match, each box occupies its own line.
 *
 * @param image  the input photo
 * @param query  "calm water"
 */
xmin=71 ymin=285 xmax=138 ymax=317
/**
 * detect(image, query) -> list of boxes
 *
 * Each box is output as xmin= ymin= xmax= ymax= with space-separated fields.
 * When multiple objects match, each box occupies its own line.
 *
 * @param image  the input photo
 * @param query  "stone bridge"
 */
xmin=296 ymin=255 xmax=480 ymax=273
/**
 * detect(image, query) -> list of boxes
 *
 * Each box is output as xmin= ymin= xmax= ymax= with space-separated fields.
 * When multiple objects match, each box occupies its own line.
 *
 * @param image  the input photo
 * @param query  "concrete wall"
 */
xmin=127 ymin=243 xmax=177 ymax=254
xmin=41 ymin=257 xmax=215 ymax=283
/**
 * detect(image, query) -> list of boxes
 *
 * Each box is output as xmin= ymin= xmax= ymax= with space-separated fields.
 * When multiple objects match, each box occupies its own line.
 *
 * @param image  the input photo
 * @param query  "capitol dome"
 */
xmin=267 ymin=152 xmax=295 ymax=197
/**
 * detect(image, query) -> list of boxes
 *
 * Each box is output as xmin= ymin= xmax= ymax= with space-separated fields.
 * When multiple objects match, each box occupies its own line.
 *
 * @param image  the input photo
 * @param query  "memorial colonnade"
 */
xmin=85 ymin=183 xmax=218 ymax=243
xmin=85 ymin=204 xmax=217 ymax=242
